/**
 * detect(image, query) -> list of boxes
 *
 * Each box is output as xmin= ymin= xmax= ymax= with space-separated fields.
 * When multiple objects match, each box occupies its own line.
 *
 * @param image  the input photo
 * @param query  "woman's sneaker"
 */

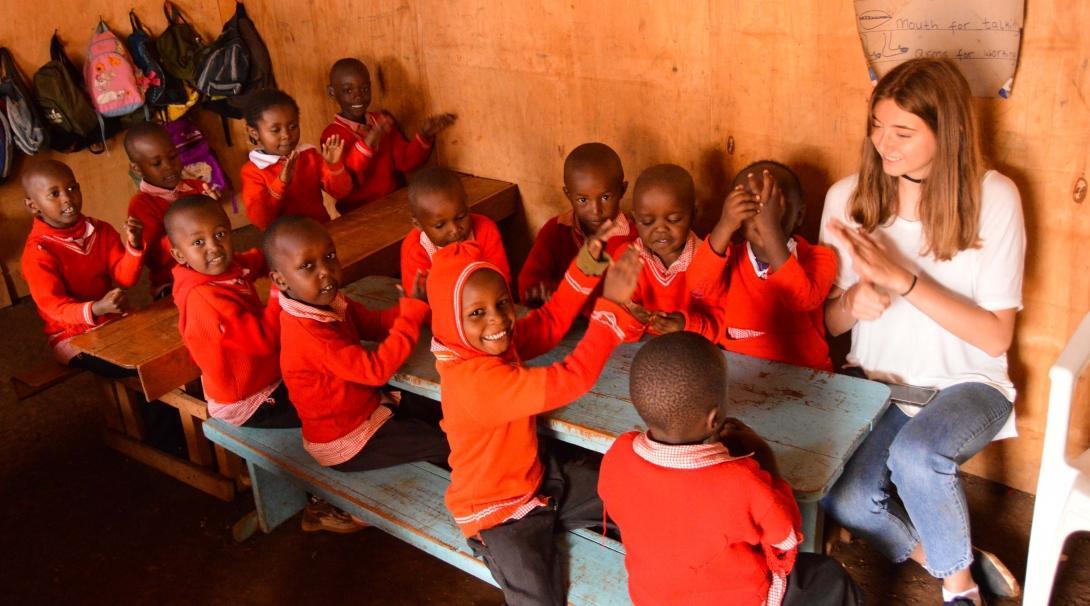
xmin=301 ymin=499 xmax=368 ymax=534
xmin=970 ymin=547 xmax=1020 ymax=598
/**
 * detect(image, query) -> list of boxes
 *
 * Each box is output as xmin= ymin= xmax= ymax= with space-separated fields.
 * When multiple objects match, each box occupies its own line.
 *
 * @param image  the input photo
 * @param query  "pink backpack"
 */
xmin=84 ymin=19 xmax=145 ymax=118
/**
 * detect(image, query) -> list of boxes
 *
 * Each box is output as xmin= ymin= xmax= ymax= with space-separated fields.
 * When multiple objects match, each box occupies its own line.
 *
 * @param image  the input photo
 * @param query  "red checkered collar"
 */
xmin=632 ymin=431 xmax=750 ymax=469
xmin=279 ymin=291 xmax=347 ymax=323
xmin=138 ymin=179 xmax=200 ymax=201
xmin=634 ymin=231 xmax=698 ymax=286
xmin=333 ymin=112 xmax=393 ymax=140
xmin=557 ymin=210 xmax=631 ymax=247
xmin=35 ymin=217 xmax=96 ymax=255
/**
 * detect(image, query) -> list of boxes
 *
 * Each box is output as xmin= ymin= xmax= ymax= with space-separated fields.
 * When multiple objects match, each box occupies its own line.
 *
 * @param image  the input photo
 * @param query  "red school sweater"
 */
xmin=427 ymin=242 xmax=644 ymax=538
xmin=321 ymin=112 xmax=432 ymax=214
xmin=399 ymin=213 xmax=511 ymax=295
xmin=128 ymin=178 xmax=206 ymax=293
xmin=516 ymin=210 xmax=636 ymax=302
xmin=599 ymin=432 xmax=802 ymax=606
xmin=21 ymin=216 xmax=144 ymax=362
xmin=685 ymin=236 xmax=836 ymax=371
xmin=278 ymin=292 xmax=428 ymax=464
xmin=625 ymin=231 xmax=719 ymax=337
xmin=172 ymin=250 xmax=282 ymax=408
xmin=240 ymin=146 xmax=352 ymax=229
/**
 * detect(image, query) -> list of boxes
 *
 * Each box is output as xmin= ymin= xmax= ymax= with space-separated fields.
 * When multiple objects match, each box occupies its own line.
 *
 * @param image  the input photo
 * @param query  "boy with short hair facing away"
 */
xmin=322 ymin=58 xmax=456 ymax=214
xmin=264 ymin=216 xmax=448 ymax=471
xmin=625 ymin=163 xmax=717 ymax=335
xmin=599 ymin=332 xmax=864 ymax=606
xmin=427 ymin=226 xmax=644 ymax=606
xmin=400 ymin=166 xmax=509 ymax=298
xmin=166 ymin=195 xmax=298 ymax=428
xmin=684 ymin=162 xmax=838 ymax=370
xmin=241 ymin=89 xmax=352 ymax=229
xmin=518 ymin=141 xmax=636 ymax=306
xmin=20 ymin=160 xmax=145 ymax=371
xmin=125 ymin=121 xmax=220 ymax=299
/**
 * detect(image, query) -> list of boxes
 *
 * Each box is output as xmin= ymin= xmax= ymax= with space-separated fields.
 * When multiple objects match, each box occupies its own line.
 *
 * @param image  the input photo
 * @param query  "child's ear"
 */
xmin=168 ymin=247 xmax=188 ymax=266
xmin=269 ymin=270 xmax=289 ymax=292
xmin=704 ymin=407 xmax=721 ymax=435
xmin=618 ymin=180 xmax=629 ymax=198
xmin=24 ymin=196 xmax=41 ymax=217
xmin=129 ymin=161 xmax=140 ymax=175
xmin=410 ymin=217 xmax=421 ymax=230
xmin=245 ymin=125 xmax=259 ymax=147
xmin=327 ymin=84 xmax=335 ymax=99
xmin=562 ymin=186 xmax=570 ymax=197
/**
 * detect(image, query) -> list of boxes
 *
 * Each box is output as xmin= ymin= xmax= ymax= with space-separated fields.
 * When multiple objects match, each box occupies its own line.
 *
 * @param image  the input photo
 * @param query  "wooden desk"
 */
xmin=345 ymin=276 xmax=891 ymax=552
xmin=66 ymin=175 xmax=519 ymax=500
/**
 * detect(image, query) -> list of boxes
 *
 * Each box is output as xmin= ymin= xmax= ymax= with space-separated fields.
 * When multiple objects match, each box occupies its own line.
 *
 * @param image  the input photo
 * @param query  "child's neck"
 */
xmin=338 ymin=110 xmax=369 ymax=123
xmin=650 ymin=245 xmax=685 ymax=269
xmin=647 ymin=426 xmax=711 ymax=446
xmin=284 ymin=291 xmax=334 ymax=311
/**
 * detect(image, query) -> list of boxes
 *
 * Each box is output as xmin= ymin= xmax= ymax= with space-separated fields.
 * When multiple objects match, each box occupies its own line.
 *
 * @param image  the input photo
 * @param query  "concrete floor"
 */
xmin=1 ymin=295 xmax=1088 ymax=605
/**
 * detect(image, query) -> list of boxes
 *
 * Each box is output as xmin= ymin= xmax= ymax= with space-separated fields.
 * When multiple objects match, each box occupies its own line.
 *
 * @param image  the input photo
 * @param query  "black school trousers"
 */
xmin=330 ymin=403 xmax=450 ymax=472
xmin=783 ymin=553 xmax=865 ymax=606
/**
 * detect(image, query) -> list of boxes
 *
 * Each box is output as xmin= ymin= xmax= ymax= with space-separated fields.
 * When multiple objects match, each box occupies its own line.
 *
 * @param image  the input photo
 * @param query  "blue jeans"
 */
xmin=822 ymin=382 xmax=1012 ymax=577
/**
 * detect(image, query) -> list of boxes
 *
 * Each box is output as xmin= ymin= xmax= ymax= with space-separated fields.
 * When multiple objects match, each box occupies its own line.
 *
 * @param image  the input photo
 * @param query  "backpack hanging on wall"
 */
xmin=156 ymin=1 xmax=207 ymax=85
xmin=127 ymin=10 xmax=188 ymax=107
xmin=85 ymin=19 xmax=146 ymax=119
xmin=198 ymin=2 xmax=275 ymax=113
xmin=0 ymin=47 xmax=47 ymax=155
xmin=164 ymin=117 xmax=230 ymax=193
xmin=33 ymin=33 xmax=104 ymax=154
xmin=0 ymin=108 xmax=14 ymax=182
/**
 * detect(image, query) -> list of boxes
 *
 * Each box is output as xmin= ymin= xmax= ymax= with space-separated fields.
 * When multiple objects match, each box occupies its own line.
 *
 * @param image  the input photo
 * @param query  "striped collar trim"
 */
xmin=279 ymin=292 xmax=347 ymax=323
xmin=631 ymin=432 xmax=750 ymax=469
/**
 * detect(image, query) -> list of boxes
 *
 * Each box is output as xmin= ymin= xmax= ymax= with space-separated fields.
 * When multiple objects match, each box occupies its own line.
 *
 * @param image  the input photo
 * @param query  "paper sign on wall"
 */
xmin=855 ymin=0 xmax=1025 ymax=98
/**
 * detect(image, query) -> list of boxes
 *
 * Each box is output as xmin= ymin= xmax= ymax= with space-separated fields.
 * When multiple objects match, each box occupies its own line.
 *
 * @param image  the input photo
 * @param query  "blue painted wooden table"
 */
xmin=346 ymin=277 xmax=891 ymax=553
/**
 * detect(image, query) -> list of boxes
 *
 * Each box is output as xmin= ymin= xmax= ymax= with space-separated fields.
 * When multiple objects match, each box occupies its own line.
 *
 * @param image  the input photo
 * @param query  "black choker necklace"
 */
xmin=901 ymin=174 xmax=924 ymax=184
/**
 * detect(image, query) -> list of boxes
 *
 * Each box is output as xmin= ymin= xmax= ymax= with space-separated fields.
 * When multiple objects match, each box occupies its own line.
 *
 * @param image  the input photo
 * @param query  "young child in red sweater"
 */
xmin=625 ymin=163 xmax=717 ymax=336
xmin=264 ymin=216 xmax=449 ymax=472
xmin=126 ymin=121 xmax=219 ymax=299
xmin=400 ymin=166 xmax=509 ymax=298
xmin=165 ymin=195 xmax=297 ymax=428
xmin=517 ymin=141 xmax=636 ymax=306
xmin=599 ymin=331 xmax=863 ymax=606
xmin=322 ymin=58 xmax=456 ymax=214
xmin=241 ymin=89 xmax=352 ymax=229
xmin=685 ymin=162 xmax=837 ymax=370
xmin=427 ymin=225 xmax=644 ymax=606
xmin=20 ymin=160 xmax=145 ymax=373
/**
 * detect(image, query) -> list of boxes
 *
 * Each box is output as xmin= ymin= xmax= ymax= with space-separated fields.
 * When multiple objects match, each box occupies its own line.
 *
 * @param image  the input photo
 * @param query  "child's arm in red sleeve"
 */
xmin=240 ymin=163 xmax=284 ymax=230
xmin=517 ymin=219 xmax=563 ymax=301
xmin=23 ymin=248 xmax=102 ymax=327
xmin=388 ymin=116 xmax=433 ymax=172
xmin=399 ymin=235 xmax=428 ymax=297
xmin=767 ymin=243 xmax=838 ymax=312
xmin=687 ymin=237 xmax=732 ymax=298
xmin=683 ymin=298 xmax=723 ymax=343
xmin=323 ymin=124 xmax=374 ymax=181
xmin=513 ymin=245 xmax=608 ymax=360
xmin=323 ymin=298 xmax=428 ymax=385
xmin=320 ymin=155 xmax=353 ymax=200
xmin=102 ymin=222 xmax=144 ymax=288
xmin=346 ymin=296 xmax=405 ymax=342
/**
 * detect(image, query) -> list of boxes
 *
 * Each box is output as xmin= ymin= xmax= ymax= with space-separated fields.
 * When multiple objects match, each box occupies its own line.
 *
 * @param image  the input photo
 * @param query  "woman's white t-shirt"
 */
xmin=819 ymin=171 xmax=1026 ymax=439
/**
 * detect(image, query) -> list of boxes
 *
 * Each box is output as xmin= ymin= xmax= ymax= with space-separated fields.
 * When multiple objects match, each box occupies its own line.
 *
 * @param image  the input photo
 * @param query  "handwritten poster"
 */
xmin=855 ymin=0 xmax=1025 ymax=98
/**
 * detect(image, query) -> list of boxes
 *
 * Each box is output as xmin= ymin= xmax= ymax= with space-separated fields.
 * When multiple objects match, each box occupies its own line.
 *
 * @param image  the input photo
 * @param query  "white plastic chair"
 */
xmin=1023 ymin=312 xmax=1090 ymax=606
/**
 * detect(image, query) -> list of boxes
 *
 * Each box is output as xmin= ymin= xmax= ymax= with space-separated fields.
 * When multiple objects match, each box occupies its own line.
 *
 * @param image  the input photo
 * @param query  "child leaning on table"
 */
xmin=598 ymin=331 xmax=863 ymax=606
xmin=426 ymin=221 xmax=644 ymax=606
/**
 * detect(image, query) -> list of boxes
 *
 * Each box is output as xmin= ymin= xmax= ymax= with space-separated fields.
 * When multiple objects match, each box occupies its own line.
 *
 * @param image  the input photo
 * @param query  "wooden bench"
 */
xmin=202 ymin=419 xmax=630 ymax=606
xmin=10 ymin=359 xmax=84 ymax=401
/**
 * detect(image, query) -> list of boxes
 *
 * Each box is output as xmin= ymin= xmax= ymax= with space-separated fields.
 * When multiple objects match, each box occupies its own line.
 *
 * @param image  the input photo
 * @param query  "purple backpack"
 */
xmin=163 ymin=117 xmax=229 ymax=193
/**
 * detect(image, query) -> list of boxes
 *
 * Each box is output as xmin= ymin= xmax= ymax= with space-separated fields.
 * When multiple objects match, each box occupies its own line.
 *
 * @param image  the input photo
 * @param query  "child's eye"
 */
xmin=288 ymin=123 xmax=299 ymax=131
xmin=325 ymin=251 xmax=336 ymax=260
xmin=600 ymin=194 xmax=611 ymax=201
xmin=576 ymin=197 xmax=588 ymax=205
xmin=214 ymin=231 xmax=227 ymax=240
xmin=301 ymin=262 xmax=313 ymax=270
xmin=469 ymin=308 xmax=484 ymax=317
xmin=433 ymin=222 xmax=445 ymax=230
xmin=896 ymin=132 xmax=911 ymax=139
xmin=193 ymin=239 xmax=204 ymax=246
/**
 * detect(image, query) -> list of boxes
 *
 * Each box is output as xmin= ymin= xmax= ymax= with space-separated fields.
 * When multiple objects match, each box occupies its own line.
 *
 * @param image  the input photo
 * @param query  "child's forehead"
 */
xmin=633 ymin=183 xmax=691 ymax=210
xmin=332 ymin=64 xmax=369 ymax=84
xmin=565 ymin=164 xmax=623 ymax=188
xmin=462 ymin=267 xmax=508 ymax=299
xmin=24 ymin=168 xmax=76 ymax=192
xmin=170 ymin=207 xmax=229 ymax=233
xmin=412 ymin=187 xmax=467 ymax=214
xmin=259 ymin=104 xmax=298 ymax=122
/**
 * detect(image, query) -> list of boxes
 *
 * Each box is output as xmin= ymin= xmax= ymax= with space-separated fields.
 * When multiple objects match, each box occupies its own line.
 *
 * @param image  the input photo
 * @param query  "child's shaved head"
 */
xmin=408 ymin=167 xmax=466 ymax=215
xmin=630 ymin=332 xmax=726 ymax=434
xmin=262 ymin=215 xmax=327 ymax=271
xmin=633 ymin=164 xmax=695 ymax=209
xmin=164 ymin=194 xmax=227 ymax=245
xmin=329 ymin=57 xmax=368 ymax=84
xmin=21 ymin=159 xmax=74 ymax=192
xmin=123 ymin=121 xmax=172 ymax=160
xmin=563 ymin=142 xmax=624 ymax=185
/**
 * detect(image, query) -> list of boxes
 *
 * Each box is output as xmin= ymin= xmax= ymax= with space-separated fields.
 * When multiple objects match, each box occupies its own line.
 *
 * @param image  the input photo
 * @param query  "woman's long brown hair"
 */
xmin=850 ymin=58 xmax=983 ymax=260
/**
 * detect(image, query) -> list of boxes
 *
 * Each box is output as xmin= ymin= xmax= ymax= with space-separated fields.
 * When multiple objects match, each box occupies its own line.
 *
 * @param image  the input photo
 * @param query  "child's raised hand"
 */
xmin=586 ymin=218 xmax=624 ymax=260
xmin=601 ymin=247 xmax=642 ymax=306
xmin=202 ymin=182 xmax=222 ymax=200
xmin=840 ymin=279 xmax=891 ymax=321
xmin=745 ymin=170 xmax=790 ymax=268
xmin=421 ymin=113 xmax=457 ymax=138
xmin=279 ymin=149 xmax=300 ymax=184
xmin=410 ymin=269 xmax=428 ymax=302
xmin=709 ymin=186 xmax=760 ymax=254
xmin=92 ymin=288 xmax=129 ymax=318
xmin=123 ymin=216 xmax=144 ymax=251
xmin=523 ymin=282 xmax=554 ymax=307
xmin=625 ymin=302 xmax=652 ymax=324
xmin=364 ymin=119 xmax=391 ymax=149
xmin=649 ymin=311 xmax=685 ymax=335
xmin=321 ymin=134 xmax=345 ymax=165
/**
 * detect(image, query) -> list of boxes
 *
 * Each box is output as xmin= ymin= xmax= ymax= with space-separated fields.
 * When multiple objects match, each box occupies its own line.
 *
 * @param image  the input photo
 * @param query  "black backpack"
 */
xmin=33 ymin=34 xmax=104 ymax=154
xmin=127 ymin=10 xmax=188 ymax=107
xmin=0 ymin=47 xmax=47 ymax=155
xmin=200 ymin=1 xmax=276 ymax=144
xmin=0 ymin=107 xmax=13 ymax=182
xmin=156 ymin=1 xmax=206 ymax=85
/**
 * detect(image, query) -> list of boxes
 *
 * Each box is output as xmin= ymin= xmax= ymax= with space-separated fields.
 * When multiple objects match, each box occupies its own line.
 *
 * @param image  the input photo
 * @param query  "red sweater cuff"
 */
xmin=590 ymin=298 xmax=644 ymax=341
xmin=399 ymin=297 xmax=429 ymax=324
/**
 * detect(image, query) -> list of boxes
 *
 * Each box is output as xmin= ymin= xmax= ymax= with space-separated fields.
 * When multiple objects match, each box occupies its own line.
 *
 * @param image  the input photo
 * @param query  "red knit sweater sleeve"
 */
xmin=322 ymin=298 xmax=427 ymax=385
xmin=517 ymin=216 xmax=565 ymax=300
xmin=322 ymin=122 xmax=374 ymax=181
xmin=240 ymin=162 xmax=285 ymax=230
xmin=346 ymin=297 xmax=407 ymax=342
xmin=234 ymin=249 xmax=279 ymax=331
xmin=22 ymin=244 xmax=98 ymax=327
xmin=513 ymin=252 xmax=603 ymax=360
xmin=183 ymin=285 xmax=280 ymax=360
xmin=399 ymin=230 xmax=430 ymax=296
xmin=387 ymin=116 xmax=432 ymax=172
xmin=473 ymin=214 xmax=511 ymax=281
xmin=741 ymin=460 xmax=801 ymax=575
xmin=100 ymin=221 xmax=144 ymax=288
xmin=683 ymin=297 xmax=723 ymax=342
xmin=767 ymin=240 xmax=838 ymax=312
xmin=319 ymin=154 xmax=353 ymax=200
xmin=688 ymin=237 xmax=732 ymax=297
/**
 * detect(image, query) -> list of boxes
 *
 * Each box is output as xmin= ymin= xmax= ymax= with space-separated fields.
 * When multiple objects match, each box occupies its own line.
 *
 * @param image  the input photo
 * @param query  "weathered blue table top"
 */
xmin=345 ymin=277 xmax=890 ymax=502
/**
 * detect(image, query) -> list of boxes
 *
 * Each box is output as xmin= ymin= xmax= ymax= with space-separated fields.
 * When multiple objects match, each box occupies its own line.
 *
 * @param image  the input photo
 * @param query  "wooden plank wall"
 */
xmin=1 ymin=0 xmax=1087 ymax=493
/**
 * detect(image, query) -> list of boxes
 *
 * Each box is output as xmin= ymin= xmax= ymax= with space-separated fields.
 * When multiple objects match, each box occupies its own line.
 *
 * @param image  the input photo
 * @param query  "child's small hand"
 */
xmin=719 ymin=417 xmax=779 ymax=477
xmin=649 ymin=311 xmax=685 ymax=334
xmin=123 ymin=216 xmax=144 ymax=250
xmin=745 ymin=170 xmax=790 ymax=269
xmin=364 ymin=119 xmax=391 ymax=149
xmin=709 ymin=186 xmax=760 ymax=254
xmin=279 ymin=149 xmax=300 ymax=184
xmin=92 ymin=288 xmax=128 ymax=317
xmin=602 ymin=247 xmax=642 ymax=305
xmin=421 ymin=113 xmax=457 ymax=138
xmin=523 ymin=282 xmax=554 ymax=307
xmin=410 ymin=269 xmax=428 ymax=302
xmin=586 ymin=218 xmax=624 ymax=260
xmin=841 ymin=279 xmax=891 ymax=321
xmin=321 ymin=134 xmax=345 ymax=165
xmin=625 ymin=302 xmax=652 ymax=324
xmin=202 ymin=182 xmax=222 ymax=201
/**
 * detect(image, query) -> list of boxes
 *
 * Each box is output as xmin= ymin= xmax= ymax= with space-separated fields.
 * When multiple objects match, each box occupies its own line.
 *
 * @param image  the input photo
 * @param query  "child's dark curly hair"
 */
xmin=244 ymin=89 xmax=300 ymax=128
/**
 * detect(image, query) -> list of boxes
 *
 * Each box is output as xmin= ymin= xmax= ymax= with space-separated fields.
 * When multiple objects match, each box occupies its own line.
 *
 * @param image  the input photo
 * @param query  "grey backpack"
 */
xmin=0 ymin=47 xmax=47 ymax=155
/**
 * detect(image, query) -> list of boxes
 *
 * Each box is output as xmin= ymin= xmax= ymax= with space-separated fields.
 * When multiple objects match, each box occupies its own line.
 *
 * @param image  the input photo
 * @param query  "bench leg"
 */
xmin=113 ymin=381 xmax=146 ymax=440
xmin=94 ymin=377 xmax=125 ymax=432
xmin=180 ymin=414 xmax=214 ymax=467
xmin=248 ymin=461 xmax=307 ymax=534
xmin=799 ymin=501 xmax=825 ymax=554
